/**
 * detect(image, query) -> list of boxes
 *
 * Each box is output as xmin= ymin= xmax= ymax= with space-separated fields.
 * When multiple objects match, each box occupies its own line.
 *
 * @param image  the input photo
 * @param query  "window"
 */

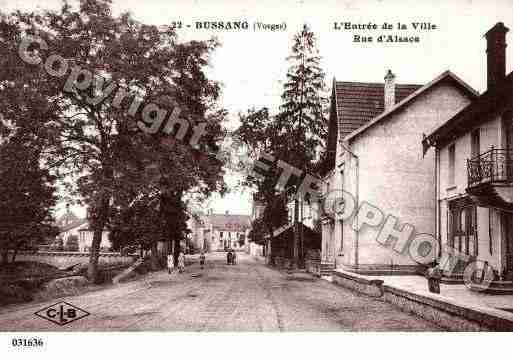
xmin=471 ymin=129 xmax=480 ymax=158
xmin=448 ymin=144 xmax=456 ymax=185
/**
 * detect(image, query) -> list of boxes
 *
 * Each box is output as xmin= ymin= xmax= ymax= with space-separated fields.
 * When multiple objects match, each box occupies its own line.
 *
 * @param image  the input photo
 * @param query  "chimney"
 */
xmin=384 ymin=69 xmax=396 ymax=111
xmin=485 ymin=22 xmax=509 ymax=89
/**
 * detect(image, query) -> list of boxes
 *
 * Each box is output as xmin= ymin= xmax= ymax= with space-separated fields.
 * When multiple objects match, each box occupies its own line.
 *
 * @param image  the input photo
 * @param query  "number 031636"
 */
xmin=11 ymin=338 xmax=44 ymax=347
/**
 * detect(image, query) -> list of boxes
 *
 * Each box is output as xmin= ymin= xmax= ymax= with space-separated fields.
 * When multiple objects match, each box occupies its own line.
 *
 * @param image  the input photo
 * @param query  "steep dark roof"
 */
xmin=322 ymin=78 xmax=421 ymax=172
xmin=424 ymin=72 xmax=513 ymax=151
xmin=335 ymin=81 xmax=421 ymax=140
xmin=346 ymin=71 xmax=478 ymax=142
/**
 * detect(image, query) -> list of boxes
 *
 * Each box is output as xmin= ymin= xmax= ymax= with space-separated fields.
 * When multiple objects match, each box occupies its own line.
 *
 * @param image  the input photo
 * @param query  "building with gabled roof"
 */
xmin=187 ymin=211 xmax=251 ymax=252
xmin=320 ymin=67 xmax=477 ymax=275
xmin=204 ymin=213 xmax=252 ymax=231
xmin=54 ymin=207 xmax=111 ymax=252
xmin=423 ymin=23 xmax=513 ymax=290
xmin=324 ymin=76 xmax=421 ymax=172
xmin=55 ymin=205 xmax=80 ymax=229
xmin=320 ymin=74 xmax=422 ymax=272
xmin=334 ymin=80 xmax=421 ymax=140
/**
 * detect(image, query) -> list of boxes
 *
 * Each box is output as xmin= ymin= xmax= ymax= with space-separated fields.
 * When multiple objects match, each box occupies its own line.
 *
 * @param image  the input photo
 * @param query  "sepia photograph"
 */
xmin=1 ymin=0 xmax=513 ymax=357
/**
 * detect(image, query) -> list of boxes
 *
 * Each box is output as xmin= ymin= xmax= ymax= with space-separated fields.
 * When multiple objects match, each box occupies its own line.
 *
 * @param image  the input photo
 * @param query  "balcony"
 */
xmin=467 ymin=148 xmax=513 ymax=210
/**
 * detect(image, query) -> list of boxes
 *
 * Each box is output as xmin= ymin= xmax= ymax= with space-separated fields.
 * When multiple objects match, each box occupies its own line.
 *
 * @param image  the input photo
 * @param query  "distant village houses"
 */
xmin=54 ymin=206 xmax=111 ymax=252
xmin=187 ymin=211 xmax=251 ymax=252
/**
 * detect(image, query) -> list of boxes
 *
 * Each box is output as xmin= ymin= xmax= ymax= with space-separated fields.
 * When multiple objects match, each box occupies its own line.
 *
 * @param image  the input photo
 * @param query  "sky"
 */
xmin=3 ymin=0 xmax=513 ymax=217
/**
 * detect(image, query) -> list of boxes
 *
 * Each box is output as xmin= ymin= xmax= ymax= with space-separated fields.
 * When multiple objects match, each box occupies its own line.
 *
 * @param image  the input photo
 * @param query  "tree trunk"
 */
xmin=0 ymin=248 xmax=9 ymax=265
xmin=173 ymin=238 xmax=180 ymax=267
xmin=160 ymin=190 xmax=185 ymax=268
xmin=150 ymin=242 xmax=159 ymax=271
xmin=293 ymin=197 xmax=299 ymax=269
xmin=87 ymin=227 xmax=103 ymax=283
xmin=267 ymin=224 xmax=274 ymax=265
xmin=87 ymin=193 xmax=110 ymax=283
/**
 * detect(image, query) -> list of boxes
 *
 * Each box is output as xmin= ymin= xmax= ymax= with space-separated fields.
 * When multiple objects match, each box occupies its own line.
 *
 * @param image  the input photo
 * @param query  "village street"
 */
xmin=0 ymin=253 xmax=441 ymax=331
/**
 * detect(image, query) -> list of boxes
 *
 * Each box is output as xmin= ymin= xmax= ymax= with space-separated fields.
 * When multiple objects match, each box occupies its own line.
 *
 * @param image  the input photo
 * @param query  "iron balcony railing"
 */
xmin=467 ymin=148 xmax=513 ymax=187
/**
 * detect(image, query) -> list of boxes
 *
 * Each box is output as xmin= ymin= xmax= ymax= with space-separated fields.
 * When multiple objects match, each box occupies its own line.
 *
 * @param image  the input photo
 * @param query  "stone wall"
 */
xmin=332 ymin=270 xmax=384 ymax=297
xmin=383 ymin=284 xmax=513 ymax=331
xmin=332 ymin=270 xmax=513 ymax=331
xmin=14 ymin=251 xmax=138 ymax=269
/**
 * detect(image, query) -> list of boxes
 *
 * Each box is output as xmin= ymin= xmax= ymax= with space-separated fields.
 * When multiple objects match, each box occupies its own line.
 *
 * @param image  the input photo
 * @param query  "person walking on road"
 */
xmin=199 ymin=250 xmax=206 ymax=270
xmin=227 ymin=250 xmax=232 ymax=265
xmin=178 ymin=251 xmax=185 ymax=273
xmin=426 ymin=261 xmax=442 ymax=294
xmin=167 ymin=253 xmax=175 ymax=275
xmin=231 ymin=250 xmax=237 ymax=265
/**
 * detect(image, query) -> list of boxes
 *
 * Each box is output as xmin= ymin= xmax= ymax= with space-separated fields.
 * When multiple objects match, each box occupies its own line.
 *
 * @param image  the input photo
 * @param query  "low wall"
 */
xmin=331 ymin=270 xmax=513 ymax=331
xmin=383 ymin=285 xmax=513 ymax=331
xmin=332 ymin=271 xmax=384 ymax=297
xmin=14 ymin=251 xmax=138 ymax=269
xmin=341 ymin=264 xmax=424 ymax=275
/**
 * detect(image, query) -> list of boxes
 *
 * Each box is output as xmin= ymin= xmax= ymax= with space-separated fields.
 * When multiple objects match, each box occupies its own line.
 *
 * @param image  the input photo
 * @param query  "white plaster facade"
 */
xmin=328 ymin=73 xmax=476 ymax=274
xmin=58 ymin=220 xmax=111 ymax=252
xmin=434 ymin=113 xmax=513 ymax=276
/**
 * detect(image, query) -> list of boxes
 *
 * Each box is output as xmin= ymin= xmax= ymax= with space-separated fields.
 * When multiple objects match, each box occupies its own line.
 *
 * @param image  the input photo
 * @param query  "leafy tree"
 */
xmin=235 ymin=107 xmax=289 ymax=247
xmin=248 ymin=218 xmax=266 ymax=244
xmin=235 ymin=24 xmax=327 ymax=266
xmin=110 ymin=192 xmax=167 ymax=269
xmin=0 ymin=0 xmax=226 ymax=281
xmin=0 ymin=133 xmax=58 ymax=264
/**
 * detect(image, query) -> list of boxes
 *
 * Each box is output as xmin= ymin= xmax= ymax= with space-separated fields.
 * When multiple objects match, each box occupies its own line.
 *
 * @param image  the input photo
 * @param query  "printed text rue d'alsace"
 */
xmin=333 ymin=22 xmax=437 ymax=43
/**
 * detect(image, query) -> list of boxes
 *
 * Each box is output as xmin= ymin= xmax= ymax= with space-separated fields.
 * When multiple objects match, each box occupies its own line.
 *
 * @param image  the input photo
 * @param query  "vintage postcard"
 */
xmin=1 ymin=0 xmax=513 ymax=357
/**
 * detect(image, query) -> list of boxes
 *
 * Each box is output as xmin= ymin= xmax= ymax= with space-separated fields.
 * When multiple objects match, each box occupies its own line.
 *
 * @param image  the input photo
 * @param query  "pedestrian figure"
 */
xmin=227 ymin=250 xmax=232 ymax=265
xmin=426 ymin=261 xmax=442 ymax=294
xmin=232 ymin=250 xmax=237 ymax=265
xmin=167 ymin=253 xmax=175 ymax=275
xmin=200 ymin=250 xmax=206 ymax=270
xmin=178 ymin=251 xmax=185 ymax=273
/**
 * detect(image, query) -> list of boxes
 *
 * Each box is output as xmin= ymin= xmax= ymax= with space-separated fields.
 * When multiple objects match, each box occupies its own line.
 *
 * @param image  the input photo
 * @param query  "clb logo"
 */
xmin=35 ymin=302 xmax=90 ymax=326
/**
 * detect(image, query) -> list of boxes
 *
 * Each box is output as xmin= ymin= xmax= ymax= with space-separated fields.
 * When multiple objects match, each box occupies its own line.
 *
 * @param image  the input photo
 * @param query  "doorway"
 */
xmin=448 ymin=197 xmax=477 ymax=258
